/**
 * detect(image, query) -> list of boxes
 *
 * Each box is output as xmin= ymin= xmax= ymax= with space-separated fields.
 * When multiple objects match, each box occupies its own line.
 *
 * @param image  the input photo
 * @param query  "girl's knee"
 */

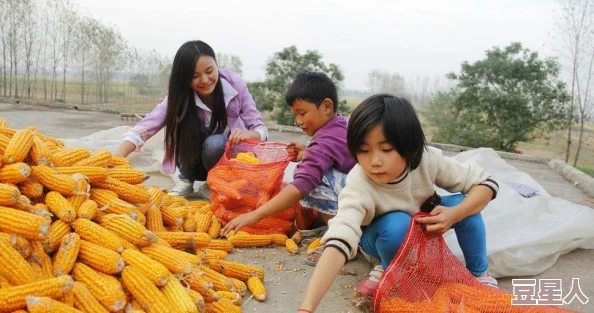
xmin=457 ymin=212 xmax=485 ymax=228
xmin=202 ymin=134 xmax=227 ymax=170
xmin=377 ymin=212 xmax=410 ymax=242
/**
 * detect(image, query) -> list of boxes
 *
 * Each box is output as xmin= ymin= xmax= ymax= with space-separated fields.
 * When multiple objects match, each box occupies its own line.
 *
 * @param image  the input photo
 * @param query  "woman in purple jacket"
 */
xmin=114 ymin=40 xmax=268 ymax=197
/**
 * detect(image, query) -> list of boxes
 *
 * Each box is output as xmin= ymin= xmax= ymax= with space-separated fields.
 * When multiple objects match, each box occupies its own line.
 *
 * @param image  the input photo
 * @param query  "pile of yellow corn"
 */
xmin=0 ymin=118 xmax=274 ymax=313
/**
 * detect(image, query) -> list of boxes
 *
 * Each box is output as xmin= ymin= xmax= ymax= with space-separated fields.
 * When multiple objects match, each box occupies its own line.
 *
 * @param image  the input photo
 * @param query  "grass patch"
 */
xmin=577 ymin=165 xmax=594 ymax=178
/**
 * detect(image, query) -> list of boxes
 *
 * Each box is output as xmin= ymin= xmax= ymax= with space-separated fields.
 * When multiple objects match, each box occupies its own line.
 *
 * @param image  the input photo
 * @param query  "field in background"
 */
xmin=5 ymin=93 xmax=593 ymax=174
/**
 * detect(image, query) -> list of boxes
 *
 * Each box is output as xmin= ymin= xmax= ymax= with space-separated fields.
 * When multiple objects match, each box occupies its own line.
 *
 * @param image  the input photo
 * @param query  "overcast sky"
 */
xmin=76 ymin=0 xmax=560 ymax=90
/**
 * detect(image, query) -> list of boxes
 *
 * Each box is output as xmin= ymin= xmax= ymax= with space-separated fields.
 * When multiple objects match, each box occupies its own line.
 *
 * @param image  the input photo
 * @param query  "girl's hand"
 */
xmin=287 ymin=141 xmax=306 ymax=162
xmin=415 ymin=206 xmax=461 ymax=234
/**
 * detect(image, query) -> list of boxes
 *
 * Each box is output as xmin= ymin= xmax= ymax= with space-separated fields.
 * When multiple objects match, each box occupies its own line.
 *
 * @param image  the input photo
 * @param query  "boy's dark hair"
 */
xmin=347 ymin=94 xmax=427 ymax=171
xmin=285 ymin=72 xmax=338 ymax=112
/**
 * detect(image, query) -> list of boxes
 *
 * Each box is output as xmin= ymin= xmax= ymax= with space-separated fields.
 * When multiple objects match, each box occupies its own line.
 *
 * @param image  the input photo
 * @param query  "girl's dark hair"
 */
xmin=347 ymin=94 xmax=427 ymax=171
xmin=164 ymin=40 xmax=227 ymax=168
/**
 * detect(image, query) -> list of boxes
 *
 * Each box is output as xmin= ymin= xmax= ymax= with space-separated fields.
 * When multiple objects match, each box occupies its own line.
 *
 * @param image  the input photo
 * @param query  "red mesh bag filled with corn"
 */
xmin=374 ymin=213 xmax=578 ymax=313
xmin=207 ymin=140 xmax=296 ymax=234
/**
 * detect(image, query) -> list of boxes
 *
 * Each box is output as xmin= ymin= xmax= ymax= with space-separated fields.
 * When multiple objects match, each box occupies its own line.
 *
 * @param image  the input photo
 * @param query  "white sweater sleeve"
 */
xmin=430 ymin=147 xmax=492 ymax=194
xmin=322 ymin=166 xmax=375 ymax=261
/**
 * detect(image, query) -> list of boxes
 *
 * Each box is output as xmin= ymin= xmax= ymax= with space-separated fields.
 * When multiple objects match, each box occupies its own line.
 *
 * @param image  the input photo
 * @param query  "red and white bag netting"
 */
xmin=373 ymin=213 xmax=578 ymax=313
xmin=206 ymin=140 xmax=299 ymax=235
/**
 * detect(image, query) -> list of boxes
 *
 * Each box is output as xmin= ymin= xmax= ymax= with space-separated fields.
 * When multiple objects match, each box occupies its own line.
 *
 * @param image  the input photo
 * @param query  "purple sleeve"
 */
xmin=134 ymin=97 xmax=168 ymax=140
xmin=291 ymin=137 xmax=337 ymax=197
xmin=235 ymin=76 xmax=266 ymax=132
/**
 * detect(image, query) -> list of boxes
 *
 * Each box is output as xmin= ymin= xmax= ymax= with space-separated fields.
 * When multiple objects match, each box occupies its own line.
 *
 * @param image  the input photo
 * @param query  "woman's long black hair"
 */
xmin=164 ymin=40 xmax=227 ymax=168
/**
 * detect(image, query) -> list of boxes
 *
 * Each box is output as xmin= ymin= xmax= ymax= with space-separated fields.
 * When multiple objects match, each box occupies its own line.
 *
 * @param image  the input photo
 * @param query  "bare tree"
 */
xmin=555 ymin=0 xmax=594 ymax=163
xmin=59 ymin=0 xmax=76 ymax=102
xmin=573 ymin=38 xmax=594 ymax=165
xmin=216 ymin=53 xmax=243 ymax=76
xmin=366 ymin=69 xmax=408 ymax=96
xmin=21 ymin=0 xmax=41 ymax=100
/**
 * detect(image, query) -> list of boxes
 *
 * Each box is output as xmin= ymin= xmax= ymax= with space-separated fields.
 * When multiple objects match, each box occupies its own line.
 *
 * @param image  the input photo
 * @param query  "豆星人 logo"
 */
xmin=512 ymin=278 xmax=589 ymax=306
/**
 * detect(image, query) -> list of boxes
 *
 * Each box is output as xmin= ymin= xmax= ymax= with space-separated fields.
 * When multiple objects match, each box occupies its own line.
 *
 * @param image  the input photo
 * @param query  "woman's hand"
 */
xmin=415 ymin=206 xmax=461 ymax=234
xmin=228 ymin=128 xmax=261 ymax=146
xmin=287 ymin=141 xmax=306 ymax=162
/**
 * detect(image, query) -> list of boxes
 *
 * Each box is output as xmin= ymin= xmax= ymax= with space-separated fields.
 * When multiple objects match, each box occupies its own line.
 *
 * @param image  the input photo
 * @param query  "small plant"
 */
xmin=56 ymin=99 xmax=66 ymax=103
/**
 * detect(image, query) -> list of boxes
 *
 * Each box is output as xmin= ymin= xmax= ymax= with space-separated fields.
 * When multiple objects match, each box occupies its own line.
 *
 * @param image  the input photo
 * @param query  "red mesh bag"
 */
xmin=207 ymin=140 xmax=295 ymax=234
xmin=374 ymin=213 xmax=578 ymax=313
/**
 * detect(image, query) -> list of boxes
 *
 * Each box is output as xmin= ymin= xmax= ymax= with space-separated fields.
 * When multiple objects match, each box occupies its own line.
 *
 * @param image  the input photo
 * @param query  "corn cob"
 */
xmin=121 ymin=265 xmax=176 ymax=313
xmin=31 ymin=165 xmax=80 ymax=196
xmin=138 ymin=186 xmax=164 ymax=214
xmin=207 ymin=239 xmax=233 ymax=252
xmin=52 ymin=233 xmax=81 ymax=276
xmin=208 ymin=216 xmax=222 ymax=239
xmin=51 ymin=148 xmax=91 ymax=167
xmin=0 ymin=127 xmax=15 ymax=138
xmin=146 ymin=206 xmax=166 ymax=232
xmin=188 ymin=289 xmax=206 ymax=313
xmin=216 ymin=291 xmax=242 ymax=305
xmin=72 ymin=281 xmax=110 ymax=313
xmin=71 ymin=262 xmax=126 ymax=312
xmin=71 ymin=218 xmax=124 ymax=253
xmin=161 ymin=274 xmax=199 ymax=313
xmin=194 ymin=213 xmax=212 ymax=233
xmin=233 ymin=152 xmax=260 ymax=165
xmin=0 ymin=275 xmax=73 ymax=312
xmin=0 ymin=182 xmax=20 ymax=206
xmin=28 ymin=136 xmax=51 ymax=166
xmin=0 ymin=162 xmax=30 ymax=184
xmin=0 ymin=205 xmax=50 ymax=240
xmin=67 ymin=195 xmax=88 ymax=210
xmin=91 ymin=177 xmax=150 ymax=204
xmin=201 ymin=266 xmax=235 ymax=292
xmin=109 ymin=156 xmax=130 ymax=168
xmin=29 ymin=241 xmax=54 ymax=279
xmin=247 ymin=276 xmax=266 ymax=301
xmin=228 ymin=277 xmax=247 ymax=296
xmin=106 ymin=168 xmax=147 ymax=184
xmin=183 ymin=211 xmax=198 ymax=232
xmin=229 ymin=233 xmax=272 ymax=248
xmin=0 ymin=232 xmax=31 ymax=258
xmin=54 ymin=166 xmax=109 ymax=183
xmin=61 ymin=288 xmax=75 ymax=307
xmin=215 ymin=260 xmax=264 ymax=281
xmin=197 ymin=248 xmax=228 ymax=263
xmin=307 ymin=237 xmax=322 ymax=252
xmin=31 ymin=203 xmax=53 ymax=221
xmin=45 ymin=191 xmax=76 ymax=223
xmin=204 ymin=300 xmax=229 ymax=313
xmin=78 ymin=240 xmax=125 ymax=274
xmin=26 ymin=296 xmax=83 ymax=313
xmin=99 ymin=214 xmax=157 ymax=246
xmin=74 ymin=149 xmax=112 ymax=167
xmin=120 ymin=249 xmax=170 ymax=286
xmin=0 ymin=118 xmax=5 ymax=128
xmin=162 ymin=193 xmax=189 ymax=205
xmin=160 ymin=205 xmax=187 ymax=227
xmin=156 ymin=232 xmax=210 ymax=250
xmin=14 ymin=194 xmax=35 ymax=212
xmin=140 ymin=244 xmax=194 ymax=274
xmin=42 ymin=220 xmax=71 ymax=253
xmin=181 ymin=268 xmax=219 ymax=302
xmin=193 ymin=203 xmax=212 ymax=215
xmin=0 ymin=240 xmax=39 ymax=285
xmin=75 ymin=175 xmax=90 ymax=195
xmin=120 ymin=236 xmax=140 ymax=250
xmin=74 ymin=199 xmax=96 ymax=220
xmin=18 ymin=178 xmax=44 ymax=199
xmin=208 ymin=176 xmax=241 ymax=200
xmin=3 ymin=129 xmax=34 ymax=164
xmin=89 ymin=188 xmax=138 ymax=218
xmin=270 ymin=234 xmax=288 ymax=246
xmin=286 ymin=238 xmax=299 ymax=254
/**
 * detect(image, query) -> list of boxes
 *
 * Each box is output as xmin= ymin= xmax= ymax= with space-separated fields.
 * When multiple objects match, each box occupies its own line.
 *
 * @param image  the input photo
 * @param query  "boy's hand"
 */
xmin=415 ymin=206 xmax=461 ymax=234
xmin=287 ymin=141 xmax=306 ymax=162
xmin=221 ymin=211 xmax=260 ymax=235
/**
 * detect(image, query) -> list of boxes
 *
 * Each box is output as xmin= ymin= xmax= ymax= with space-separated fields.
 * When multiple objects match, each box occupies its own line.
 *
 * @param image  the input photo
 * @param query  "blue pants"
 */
xmin=179 ymin=134 xmax=227 ymax=182
xmin=359 ymin=194 xmax=488 ymax=276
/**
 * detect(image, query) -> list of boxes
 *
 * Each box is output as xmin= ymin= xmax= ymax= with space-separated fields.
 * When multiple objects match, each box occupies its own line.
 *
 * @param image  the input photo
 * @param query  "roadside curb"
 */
xmin=268 ymin=125 xmax=594 ymax=198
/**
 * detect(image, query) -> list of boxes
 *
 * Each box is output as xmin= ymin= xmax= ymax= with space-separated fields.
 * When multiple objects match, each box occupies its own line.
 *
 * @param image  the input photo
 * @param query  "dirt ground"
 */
xmin=2 ymin=103 xmax=593 ymax=313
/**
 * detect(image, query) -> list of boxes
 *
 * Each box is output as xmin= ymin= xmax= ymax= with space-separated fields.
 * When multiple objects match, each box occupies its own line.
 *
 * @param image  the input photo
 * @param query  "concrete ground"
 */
xmin=2 ymin=103 xmax=593 ymax=313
